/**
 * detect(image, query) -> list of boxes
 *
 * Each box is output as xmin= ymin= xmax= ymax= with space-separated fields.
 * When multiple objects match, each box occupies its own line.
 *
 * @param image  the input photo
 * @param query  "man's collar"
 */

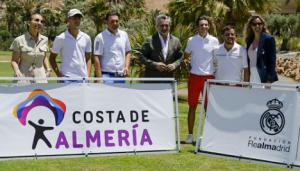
xmin=223 ymin=42 xmax=238 ymax=52
xmin=198 ymin=33 xmax=210 ymax=39
xmin=106 ymin=28 xmax=120 ymax=36
xmin=66 ymin=29 xmax=83 ymax=39
xmin=158 ymin=32 xmax=170 ymax=41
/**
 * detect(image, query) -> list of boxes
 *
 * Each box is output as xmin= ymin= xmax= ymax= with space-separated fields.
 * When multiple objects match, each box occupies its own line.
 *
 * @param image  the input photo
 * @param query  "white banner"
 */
xmin=198 ymin=83 xmax=300 ymax=165
xmin=0 ymin=83 xmax=178 ymax=158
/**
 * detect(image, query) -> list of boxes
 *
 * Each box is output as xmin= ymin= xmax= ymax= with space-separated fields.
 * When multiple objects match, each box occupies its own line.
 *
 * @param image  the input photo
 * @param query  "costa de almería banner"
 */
xmin=0 ymin=83 xmax=177 ymax=158
xmin=199 ymin=84 xmax=300 ymax=165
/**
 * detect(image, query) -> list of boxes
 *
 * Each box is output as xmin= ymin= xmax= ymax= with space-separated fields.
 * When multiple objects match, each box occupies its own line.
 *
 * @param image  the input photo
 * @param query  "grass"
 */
xmin=0 ymin=51 xmax=297 ymax=170
xmin=0 ymin=50 xmax=11 ymax=61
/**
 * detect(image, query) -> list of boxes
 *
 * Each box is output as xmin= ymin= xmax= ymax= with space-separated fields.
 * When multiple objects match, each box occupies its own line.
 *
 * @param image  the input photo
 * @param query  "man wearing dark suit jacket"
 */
xmin=140 ymin=14 xmax=183 ymax=78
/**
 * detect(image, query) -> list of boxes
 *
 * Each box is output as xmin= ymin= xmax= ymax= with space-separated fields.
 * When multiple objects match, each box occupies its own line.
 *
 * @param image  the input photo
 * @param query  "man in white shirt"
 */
xmin=184 ymin=16 xmax=219 ymax=144
xmin=49 ymin=9 xmax=92 ymax=83
xmin=94 ymin=11 xmax=131 ymax=83
xmin=213 ymin=25 xmax=249 ymax=82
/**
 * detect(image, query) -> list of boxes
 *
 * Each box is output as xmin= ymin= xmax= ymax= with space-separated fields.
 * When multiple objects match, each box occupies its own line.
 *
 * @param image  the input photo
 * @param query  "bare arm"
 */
xmin=49 ymin=52 xmax=63 ymax=77
xmin=124 ymin=51 xmax=131 ymax=76
xmin=94 ymin=55 xmax=102 ymax=83
xmin=11 ymin=52 xmax=23 ymax=77
xmin=43 ymin=55 xmax=51 ymax=77
xmin=85 ymin=52 xmax=92 ymax=77
xmin=243 ymin=68 xmax=249 ymax=82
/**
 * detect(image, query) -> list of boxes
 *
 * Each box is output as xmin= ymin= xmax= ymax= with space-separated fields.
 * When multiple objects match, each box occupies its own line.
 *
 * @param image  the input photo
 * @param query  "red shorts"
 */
xmin=188 ymin=74 xmax=214 ymax=107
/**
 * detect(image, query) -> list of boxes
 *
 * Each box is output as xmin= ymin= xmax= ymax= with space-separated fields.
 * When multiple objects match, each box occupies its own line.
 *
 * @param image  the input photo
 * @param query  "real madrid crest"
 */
xmin=260 ymin=98 xmax=285 ymax=135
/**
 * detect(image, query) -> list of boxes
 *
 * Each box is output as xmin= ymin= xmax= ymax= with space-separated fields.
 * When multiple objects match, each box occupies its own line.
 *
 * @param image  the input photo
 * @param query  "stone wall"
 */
xmin=277 ymin=52 xmax=300 ymax=82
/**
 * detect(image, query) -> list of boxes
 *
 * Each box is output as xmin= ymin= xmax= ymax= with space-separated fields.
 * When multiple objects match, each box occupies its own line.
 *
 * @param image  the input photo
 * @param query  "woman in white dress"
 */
xmin=244 ymin=15 xmax=278 ymax=84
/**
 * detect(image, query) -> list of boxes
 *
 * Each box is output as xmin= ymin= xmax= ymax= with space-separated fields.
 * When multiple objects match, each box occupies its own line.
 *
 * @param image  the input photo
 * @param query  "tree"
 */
xmin=84 ymin=0 xmax=145 ymax=33
xmin=285 ymin=0 xmax=300 ymax=13
xmin=266 ymin=14 xmax=300 ymax=51
xmin=168 ymin=0 xmax=276 ymax=36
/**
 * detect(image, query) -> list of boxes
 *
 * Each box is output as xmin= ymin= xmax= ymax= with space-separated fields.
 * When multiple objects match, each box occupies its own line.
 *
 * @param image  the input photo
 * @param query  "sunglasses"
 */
xmin=251 ymin=22 xmax=263 ymax=26
xmin=32 ymin=18 xmax=44 ymax=24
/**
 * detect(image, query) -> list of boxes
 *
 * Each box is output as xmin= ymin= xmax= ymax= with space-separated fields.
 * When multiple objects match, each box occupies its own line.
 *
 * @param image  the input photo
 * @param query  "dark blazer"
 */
xmin=246 ymin=32 xmax=278 ymax=83
xmin=139 ymin=32 xmax=183 ymax=78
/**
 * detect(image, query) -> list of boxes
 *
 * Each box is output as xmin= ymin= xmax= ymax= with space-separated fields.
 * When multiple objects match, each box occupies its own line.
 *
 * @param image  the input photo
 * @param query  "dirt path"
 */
xmin=277 ymin=74 xmax=299 ymax=84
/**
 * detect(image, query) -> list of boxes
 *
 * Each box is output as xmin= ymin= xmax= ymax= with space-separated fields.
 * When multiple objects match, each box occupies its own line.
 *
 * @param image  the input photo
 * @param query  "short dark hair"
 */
xmin=27 ymin=10 xmax=42 ymax=22
xmin=105 ymin=11 xmax=120 ymax=20
xmin=197 ymin=16 xmax=210 ymax=25
xmin=221 ymin=25 xmax=235 ymax=35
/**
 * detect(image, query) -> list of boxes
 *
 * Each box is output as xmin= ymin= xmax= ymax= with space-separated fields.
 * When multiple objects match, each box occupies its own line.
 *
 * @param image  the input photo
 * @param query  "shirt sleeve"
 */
xmin=9 ymin=38 xmax=21 ymax=52
xmin=184 ymin=38 xmax=191 ymax=54
xmin=125 ymin=32 xmax=131 ymax=52
xmin=51 ymin=36 xmax=63 ymax=54
xmin=93 ymin=35 xmax=103 ymax=56
xmin=85 ymin=36 xmax=92 ymax=53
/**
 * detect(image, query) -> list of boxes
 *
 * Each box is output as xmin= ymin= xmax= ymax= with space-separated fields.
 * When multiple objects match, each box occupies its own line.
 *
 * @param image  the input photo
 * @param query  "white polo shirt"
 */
xmin=213 ymin=43 xmax=248 ymax=81
xmin=185 ymin=34 xmax=219 ymax=75
xmin=51 ymin=30 xmax=92 ymax=77
xmin=94 ymin=29 xmax=131 ymax=73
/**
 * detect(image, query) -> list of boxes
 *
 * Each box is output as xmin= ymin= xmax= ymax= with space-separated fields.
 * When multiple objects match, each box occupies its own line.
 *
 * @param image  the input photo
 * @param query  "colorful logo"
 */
xmin=13 ymin=89 xmax=66 ymax=126
xmin=12 ymin=89 xmax=66 ymax=149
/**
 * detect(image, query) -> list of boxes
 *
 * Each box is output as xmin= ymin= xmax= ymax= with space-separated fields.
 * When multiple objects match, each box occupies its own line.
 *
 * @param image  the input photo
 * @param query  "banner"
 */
xmin=197 ymin=83 xmax=300 ymax=165
xmin=0 ymin=83 xmax=178 ymax=158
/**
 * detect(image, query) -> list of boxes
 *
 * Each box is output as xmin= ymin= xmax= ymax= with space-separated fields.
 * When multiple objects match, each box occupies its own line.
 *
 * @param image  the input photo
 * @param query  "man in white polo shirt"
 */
xmin=184 ymin=16 xmax=219 ymax=144
xmin=94 ymin=11 xmax=131 ymax=83
xmin=49 ymin=9 xmax=92 ymax=83
xmin=213 ymin=25 xmax=248 ymax=82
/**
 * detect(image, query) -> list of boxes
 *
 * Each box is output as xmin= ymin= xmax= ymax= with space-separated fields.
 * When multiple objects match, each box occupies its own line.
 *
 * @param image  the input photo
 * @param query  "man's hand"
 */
xmin=166 ymin=64 xmax=176 ymax=72
xmin=155 ymin=62 xmax=168 ymax=72
xmin=124 ymin=67 xmax=129 ymax=77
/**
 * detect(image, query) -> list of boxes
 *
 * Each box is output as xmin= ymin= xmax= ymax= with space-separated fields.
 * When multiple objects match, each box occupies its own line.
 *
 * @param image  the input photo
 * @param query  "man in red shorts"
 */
xmin=184 ymin=16 xmax=219 ymax=144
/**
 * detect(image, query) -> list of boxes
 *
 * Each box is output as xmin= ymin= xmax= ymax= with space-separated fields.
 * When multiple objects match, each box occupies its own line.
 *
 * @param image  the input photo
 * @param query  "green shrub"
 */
xmin=288 ymin=37 xmax=300 ymax=51
xmin=0 ymin=30 xmax=11 ymax=41
xmin=0 ymin=39 xmax=13 ymax=51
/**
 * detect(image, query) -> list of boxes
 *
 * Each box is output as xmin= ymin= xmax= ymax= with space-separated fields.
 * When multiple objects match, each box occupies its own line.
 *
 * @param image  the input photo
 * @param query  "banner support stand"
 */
xmin=173 ymin=80 xmax=181 ymax=152
xmin=195 ymin=80 xmax=208 ymax=153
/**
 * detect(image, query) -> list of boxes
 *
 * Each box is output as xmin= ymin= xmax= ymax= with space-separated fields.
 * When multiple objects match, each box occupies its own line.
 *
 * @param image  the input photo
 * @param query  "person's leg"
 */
xmin=186 ymin=74 xmax=202 ymax=143
xmin=188 ymin=106 xmax=197 ymax=134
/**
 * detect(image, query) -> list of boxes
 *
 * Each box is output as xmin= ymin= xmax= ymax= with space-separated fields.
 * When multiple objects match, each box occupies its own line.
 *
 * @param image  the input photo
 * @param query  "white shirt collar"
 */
xmin=105 ymin=28 xmax=120 ymax=37
xmin=158 ymin=33 xmax=170 ymax=60
xmin=198 ymin=33 xmax=210 ymax=40
xmin=158 ymin=33 xmax=170 ymax=42
xmin=66 ymin=29 xmax=83 ymax=40
xmin=222 ymin=42 xmax=238 ymax=52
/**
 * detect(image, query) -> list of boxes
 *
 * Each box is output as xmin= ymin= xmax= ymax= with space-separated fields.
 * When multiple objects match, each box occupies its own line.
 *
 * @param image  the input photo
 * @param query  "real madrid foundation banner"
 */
xmin=0 ymin=83 xmax=177 ymax=158
xmin=197 ymin=82 xmax=300 ymax=165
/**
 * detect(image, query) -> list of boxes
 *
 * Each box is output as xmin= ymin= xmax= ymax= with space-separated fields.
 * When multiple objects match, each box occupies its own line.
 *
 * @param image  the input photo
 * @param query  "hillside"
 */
xmin=144 ymin=0 xmax=170 ymax=12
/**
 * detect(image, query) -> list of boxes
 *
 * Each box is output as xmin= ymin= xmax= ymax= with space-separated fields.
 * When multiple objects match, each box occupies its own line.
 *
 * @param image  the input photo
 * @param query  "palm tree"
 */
xmin=285 ymin=0 xmax=300 ymax=12
xmin=168 ymin=0 xmax=276 ymax=36
xmin=84 ymin=0 xmax=145 ymax=33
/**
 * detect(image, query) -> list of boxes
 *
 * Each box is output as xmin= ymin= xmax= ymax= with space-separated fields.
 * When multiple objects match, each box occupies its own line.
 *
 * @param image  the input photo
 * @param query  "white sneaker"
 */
xmin=186 ymin=134 xmax=193 ymax=144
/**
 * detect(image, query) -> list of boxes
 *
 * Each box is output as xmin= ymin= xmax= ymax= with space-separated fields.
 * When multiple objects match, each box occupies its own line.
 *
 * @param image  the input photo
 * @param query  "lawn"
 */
xmin=0 ymin=51 xmax=297 ymax=170
xmin=0 ymin=50 xmax=11 ymax=61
